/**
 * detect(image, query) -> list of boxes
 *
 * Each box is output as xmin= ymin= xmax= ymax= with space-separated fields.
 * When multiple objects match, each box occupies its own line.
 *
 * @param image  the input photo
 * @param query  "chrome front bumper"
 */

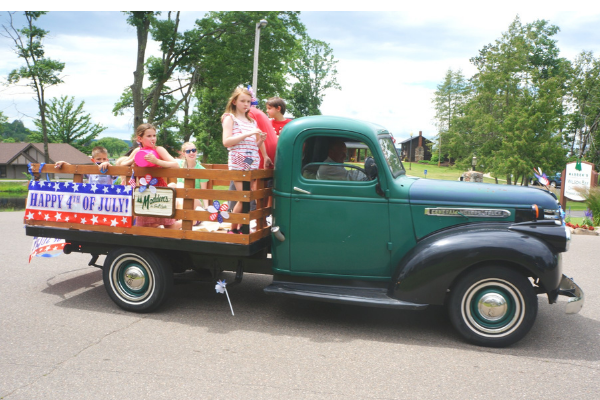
xmin=558 ymin=274 xmax=585 ymax=314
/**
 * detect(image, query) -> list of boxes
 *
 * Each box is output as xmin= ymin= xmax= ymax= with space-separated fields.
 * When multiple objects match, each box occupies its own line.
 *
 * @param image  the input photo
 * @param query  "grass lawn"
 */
xmin=0 ymin=181 xmax=29 ymax=193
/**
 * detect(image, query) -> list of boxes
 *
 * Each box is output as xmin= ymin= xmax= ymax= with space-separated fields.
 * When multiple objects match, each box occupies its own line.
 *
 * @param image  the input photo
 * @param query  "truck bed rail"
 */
xmin=25 ymin=163 xmax=273 ymax=246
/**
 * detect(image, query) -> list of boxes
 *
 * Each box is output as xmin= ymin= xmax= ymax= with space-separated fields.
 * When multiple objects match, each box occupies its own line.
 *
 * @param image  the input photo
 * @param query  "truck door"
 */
xmin=288 ymin=134 xmax=391 ymax=278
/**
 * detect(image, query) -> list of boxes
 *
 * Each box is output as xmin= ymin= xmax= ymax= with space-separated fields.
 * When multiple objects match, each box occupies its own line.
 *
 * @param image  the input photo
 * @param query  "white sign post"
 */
xmin=564 ymin=162 xmax=594 ymax=201
xmin=560 ymin=161 xmax=598 ymax=211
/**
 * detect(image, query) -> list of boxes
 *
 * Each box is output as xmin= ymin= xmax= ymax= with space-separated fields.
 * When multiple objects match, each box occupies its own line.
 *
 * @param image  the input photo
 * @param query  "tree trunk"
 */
xmin=36 ymin=85 xmax=50 ymax=163
xmin=131 ymin=12 xmax=152 ymax=133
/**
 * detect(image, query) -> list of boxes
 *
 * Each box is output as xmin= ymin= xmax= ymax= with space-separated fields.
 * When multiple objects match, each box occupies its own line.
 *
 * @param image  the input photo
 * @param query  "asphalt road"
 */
xmin=1 ymin=211 xmax=598 ymax=399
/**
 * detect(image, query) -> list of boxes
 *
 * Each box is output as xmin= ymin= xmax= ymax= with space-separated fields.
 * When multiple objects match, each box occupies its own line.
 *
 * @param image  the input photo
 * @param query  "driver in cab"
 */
xmin=317 ymin=140 xmax=367 ymax=181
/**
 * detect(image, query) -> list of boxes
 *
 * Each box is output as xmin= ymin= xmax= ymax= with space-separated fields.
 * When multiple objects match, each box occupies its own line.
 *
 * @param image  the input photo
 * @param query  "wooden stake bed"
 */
xmin=24 ymin=163 xmax=273 ymax=249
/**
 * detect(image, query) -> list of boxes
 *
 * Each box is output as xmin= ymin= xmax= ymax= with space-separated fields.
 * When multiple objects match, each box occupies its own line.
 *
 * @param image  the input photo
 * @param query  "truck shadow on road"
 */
xmin=45 ymin=268 xmax=599 ymax=361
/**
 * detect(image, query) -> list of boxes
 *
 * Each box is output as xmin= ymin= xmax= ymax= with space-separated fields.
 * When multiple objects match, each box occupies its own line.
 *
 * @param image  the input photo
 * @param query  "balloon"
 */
xmin=249 ymin=107 xmax=277 ymax=169
xmin=134 ymin=149 xmax=159 ymax=167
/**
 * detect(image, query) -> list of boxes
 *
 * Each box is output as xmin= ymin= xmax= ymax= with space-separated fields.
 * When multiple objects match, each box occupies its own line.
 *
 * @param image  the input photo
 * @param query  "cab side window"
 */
xmin=300 ymin=136 xmax=376 ymax=182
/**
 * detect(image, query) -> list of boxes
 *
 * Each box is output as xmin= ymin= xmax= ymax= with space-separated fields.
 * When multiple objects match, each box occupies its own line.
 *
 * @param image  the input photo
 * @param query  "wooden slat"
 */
xmin=181 ymin=177 xmax=195 ymax=231
xmin=175 ymin=206 xmax=271 ymax=225
xmin=249 ymin=226 xmax=272 ymax=242
xmin=248 ymin=169 xmax=274 ymax=179
xmin=174 ymin=209 xmax=251 ymax=225
xmin=174 ymin=187 xmax=271 ymax=202
xmin=249 ymin=207 xmax=272 ymax=221
xmin=249 ymin=188 xmax=273 ymax=201
xmin=25 ymin=219 xmax=251 ymax=244
xmin=255 ymin=178 xmax=266 ymax=230
xmin=175 ymin=188 xmax=253 ymax=202
xmin=32 ymin=163 xmax=272 ymax=181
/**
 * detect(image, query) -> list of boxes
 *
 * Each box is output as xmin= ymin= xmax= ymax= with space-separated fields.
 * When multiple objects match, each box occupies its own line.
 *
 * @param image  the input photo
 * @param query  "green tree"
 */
xmin=565 ymin=52 xmax=600 ymax=165
xmin=30 ymin=96 xmax=106 ymax=151
xmin=113 ymin=85 xmax=181 ymax=156
xmin=446 ymin=17 xmax=568 ymax=185
xmin=94 ymin=137 xmax=129 ymax=157
xmin=432 ymin=69 xmax=470 ymax=166
xmin=287 ymin=36 xmax=341 ymax=118
xmin=2 ymin=12 xmax=65 ymax=162
xmin=190 ymin=12 xmax=305 ymax=163
xmin=120 ymin=11 xmax=210 ymax=132
xmin=0 ymin=111 xmax=7 ymax=139
xmin=1 ymin=119 xmax=34 ymax=142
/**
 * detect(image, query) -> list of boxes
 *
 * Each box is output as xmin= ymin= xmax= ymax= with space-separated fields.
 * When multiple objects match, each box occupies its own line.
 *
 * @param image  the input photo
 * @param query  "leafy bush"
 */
xmin=576 ymin=187 xmax=600 ymax=226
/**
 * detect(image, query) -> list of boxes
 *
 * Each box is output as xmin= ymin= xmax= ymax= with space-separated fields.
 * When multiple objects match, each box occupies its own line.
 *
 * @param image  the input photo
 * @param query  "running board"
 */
xmin=264 ymin=281 xmax=427 ymax=310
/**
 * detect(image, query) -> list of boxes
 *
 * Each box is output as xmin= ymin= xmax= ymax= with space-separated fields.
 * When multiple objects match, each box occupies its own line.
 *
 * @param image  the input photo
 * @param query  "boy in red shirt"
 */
xmin=266 ymin=97 xmax=292 ymax=136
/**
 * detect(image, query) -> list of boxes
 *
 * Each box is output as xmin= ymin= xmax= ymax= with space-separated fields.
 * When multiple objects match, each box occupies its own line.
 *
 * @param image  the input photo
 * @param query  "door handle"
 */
xmin=294 ymin=186 xmax=311 ymax=194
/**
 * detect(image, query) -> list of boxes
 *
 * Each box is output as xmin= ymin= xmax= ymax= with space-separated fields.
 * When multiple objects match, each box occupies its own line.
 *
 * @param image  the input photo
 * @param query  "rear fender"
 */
xmin=391 ymin=225 xmax=561 ymax=305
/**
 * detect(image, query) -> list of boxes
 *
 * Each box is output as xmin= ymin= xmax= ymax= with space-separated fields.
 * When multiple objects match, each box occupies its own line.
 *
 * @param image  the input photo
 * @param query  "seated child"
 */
xmin=121 ymin=123 xmax=181 ymax=230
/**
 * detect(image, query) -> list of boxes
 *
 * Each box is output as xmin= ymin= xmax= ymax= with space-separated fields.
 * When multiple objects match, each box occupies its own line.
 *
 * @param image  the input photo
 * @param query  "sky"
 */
xmin=1 ymin=6 xmax=600 ymax=144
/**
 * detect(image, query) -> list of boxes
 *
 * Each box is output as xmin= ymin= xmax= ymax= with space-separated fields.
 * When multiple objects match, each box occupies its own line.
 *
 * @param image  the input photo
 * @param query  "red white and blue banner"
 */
xmin=29 ymin=236 xmax=67 ymax=263
xmin=24 ymin=180 xmax=133 ymax=228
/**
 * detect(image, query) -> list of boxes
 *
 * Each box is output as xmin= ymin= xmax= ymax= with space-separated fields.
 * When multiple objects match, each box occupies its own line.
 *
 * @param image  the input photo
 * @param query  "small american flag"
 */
xmin=231 ymin=152 xmax=254 ymax=170
xmin=129 ymin=171 xmax=136 ymax=189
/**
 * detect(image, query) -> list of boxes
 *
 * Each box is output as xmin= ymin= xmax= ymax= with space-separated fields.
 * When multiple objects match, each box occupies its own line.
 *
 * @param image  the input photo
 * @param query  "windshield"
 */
xmin=379 ymin=136 xmax=405 ymax=178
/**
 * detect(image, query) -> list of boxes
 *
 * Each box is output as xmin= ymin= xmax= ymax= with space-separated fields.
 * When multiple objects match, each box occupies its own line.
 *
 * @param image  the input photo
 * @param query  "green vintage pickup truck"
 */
xmin=25 ymin=115 xmax=583 ymax=347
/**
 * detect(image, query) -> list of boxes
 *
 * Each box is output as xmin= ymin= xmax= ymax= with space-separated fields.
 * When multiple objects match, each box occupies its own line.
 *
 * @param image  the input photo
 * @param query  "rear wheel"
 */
xmin=448 ymin=267 xmax=537 ymax=347
xmin=103 ymin=248 xmax=173 ymax=313
xmin=550 ymin=181 xmax=557 ymax=188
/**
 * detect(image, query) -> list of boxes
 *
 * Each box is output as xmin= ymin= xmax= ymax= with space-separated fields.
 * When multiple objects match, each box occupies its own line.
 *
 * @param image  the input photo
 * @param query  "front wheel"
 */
xmin=103 ymin=248 xmax=173 ymax=313
xmin=447 ymin=267 xmax=537 ymax=347
xmin=550 ymin=181 xmax=557 ymax=188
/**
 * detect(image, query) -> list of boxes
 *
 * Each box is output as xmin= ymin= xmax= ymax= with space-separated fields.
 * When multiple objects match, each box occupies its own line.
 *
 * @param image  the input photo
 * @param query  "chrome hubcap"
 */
xmin=111 ymin=255 xmax=154 ymax=304
xmin=461 ymin=278 xmax=524 ymax=337
xmin=477 ymin=293 xmax=508 ymax=321
xmin=123 ymin=266 xmax=146 ymax=291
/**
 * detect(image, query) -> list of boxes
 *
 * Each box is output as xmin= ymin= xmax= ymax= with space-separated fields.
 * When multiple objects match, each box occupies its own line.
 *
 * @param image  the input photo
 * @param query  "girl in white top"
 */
xmin=222 ymin=86 xmax=272 ymax=233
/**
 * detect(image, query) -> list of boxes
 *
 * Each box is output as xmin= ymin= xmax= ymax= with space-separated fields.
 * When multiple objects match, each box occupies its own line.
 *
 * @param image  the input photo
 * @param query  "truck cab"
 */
xmin=265 ymin=116 xmax=583 ymax=347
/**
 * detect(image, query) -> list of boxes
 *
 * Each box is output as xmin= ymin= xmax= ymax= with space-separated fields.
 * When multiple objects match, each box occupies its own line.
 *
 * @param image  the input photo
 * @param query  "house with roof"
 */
xmin=399 ymin=131 xmax=433 ymax=162
xmin=0 ymin=143 xmax=93 ymax=179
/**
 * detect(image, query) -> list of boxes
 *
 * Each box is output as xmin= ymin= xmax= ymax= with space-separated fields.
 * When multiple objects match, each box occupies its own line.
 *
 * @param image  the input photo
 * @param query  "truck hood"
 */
xmin=408 ymin=178 xmax=559 ymax=210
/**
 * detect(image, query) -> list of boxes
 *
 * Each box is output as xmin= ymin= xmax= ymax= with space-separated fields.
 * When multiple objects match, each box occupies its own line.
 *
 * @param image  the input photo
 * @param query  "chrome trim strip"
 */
xmin=424 ymin=208 xmax=511 ymax=218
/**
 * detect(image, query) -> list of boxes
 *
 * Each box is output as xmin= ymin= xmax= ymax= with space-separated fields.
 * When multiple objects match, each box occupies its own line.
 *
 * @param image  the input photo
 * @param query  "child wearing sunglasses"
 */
xmin=176 ymin=142 xmax=209 ymax=215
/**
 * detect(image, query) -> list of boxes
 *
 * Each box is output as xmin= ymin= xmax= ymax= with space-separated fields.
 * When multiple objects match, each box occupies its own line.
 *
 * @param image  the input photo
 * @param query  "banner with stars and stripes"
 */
xmin=29 ymin=236 xmax=67 ymax=263
xmin=24 ymin=180 xmax=133 ymax=228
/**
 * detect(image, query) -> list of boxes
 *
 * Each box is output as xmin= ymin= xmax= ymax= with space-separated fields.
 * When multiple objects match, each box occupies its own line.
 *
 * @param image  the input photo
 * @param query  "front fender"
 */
xmin=391 ymin=224 xmax=562 ymax=305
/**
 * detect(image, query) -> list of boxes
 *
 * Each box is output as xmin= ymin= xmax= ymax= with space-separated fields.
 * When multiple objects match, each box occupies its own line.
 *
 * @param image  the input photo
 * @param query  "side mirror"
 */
xmin=364 ymin=157 xmax=378 ymax=181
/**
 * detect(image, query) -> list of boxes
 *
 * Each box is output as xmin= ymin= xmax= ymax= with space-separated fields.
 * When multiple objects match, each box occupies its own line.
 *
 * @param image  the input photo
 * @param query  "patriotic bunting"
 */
xmin=25 ymin=180 xmax=133 ymax=228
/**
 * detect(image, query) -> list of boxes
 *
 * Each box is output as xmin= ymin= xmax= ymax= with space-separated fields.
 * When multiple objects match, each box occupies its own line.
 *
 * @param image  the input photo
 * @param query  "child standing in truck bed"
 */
xmin=266 ymin=97 xmax=292 ymax=136
xmin=221 ymin=86 xmax=271 ymax=234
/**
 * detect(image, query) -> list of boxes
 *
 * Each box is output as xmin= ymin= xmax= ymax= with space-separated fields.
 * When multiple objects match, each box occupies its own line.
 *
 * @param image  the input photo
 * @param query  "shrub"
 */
xmin=576 ymin=187 xmax=600 ymax=226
